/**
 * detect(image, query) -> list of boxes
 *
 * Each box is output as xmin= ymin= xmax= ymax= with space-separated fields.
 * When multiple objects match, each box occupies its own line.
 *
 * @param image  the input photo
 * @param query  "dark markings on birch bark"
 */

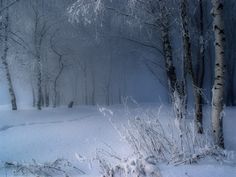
xmin=1 ymin=5 xmax=17 ymax=110
xmin=211 ymin=0 xmax=225 ymax=148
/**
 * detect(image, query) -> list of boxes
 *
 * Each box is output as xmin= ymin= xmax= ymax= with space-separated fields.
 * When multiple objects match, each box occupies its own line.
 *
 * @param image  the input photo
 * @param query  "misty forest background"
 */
xmin=0 ymin=1 xmax=236 ymax=176
xmin=1 ymin=0 xmax=168 ymax=108
xmin=0 ymin=0 xmax=234 ymax=147
xmin=0 ymin=0 xmax=234 ymax=107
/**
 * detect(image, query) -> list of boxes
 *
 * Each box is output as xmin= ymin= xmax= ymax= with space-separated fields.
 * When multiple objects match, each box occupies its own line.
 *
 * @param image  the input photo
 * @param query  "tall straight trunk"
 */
xmin=180 ymin=0 xmax=190 ymax=120
xmin=211 ymin=0 xmax=225 ymax=148
xmin=106 ymin=55 xmax=113 ymax=106
xmin=195 ymin=0 xmax=205 ymax=133
xmin=118 ymin=88 xmax=122 ymax=104
xmin=84 ymin=68 xmax=88 ymax=105
xmin=159 ymin=2 xmax=186 ymax=123
xmin=1 ymin=7 xmax=17 ymax=110
xmin=44 ymin=85 xmax=49 ymax=107
xmin=36 ymin=56 xmax=42 ymax=110
xmin=91 ymin=71 xmax=96 ymax=105
xmin=41 ymin=87 xmax=45 ymax=107
xmin=180 ymin=0 xmax=203 ymax=133
xmin=32 ymin=84 xmax=36 ymax=107
xmin=33 ymin=8 xmax=43 ymax=110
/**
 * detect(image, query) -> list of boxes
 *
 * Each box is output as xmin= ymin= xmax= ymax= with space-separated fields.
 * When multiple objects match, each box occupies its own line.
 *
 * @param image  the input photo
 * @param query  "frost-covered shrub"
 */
xmin=3 ymin=158 xmax=85 ymax=177
xmin=124 ymin=109 xmax=231 ymax=165
xmin=98 ymin=104 xmax=235 ymax=177
xmin=96 ymin=150 xmax=161 ymax=177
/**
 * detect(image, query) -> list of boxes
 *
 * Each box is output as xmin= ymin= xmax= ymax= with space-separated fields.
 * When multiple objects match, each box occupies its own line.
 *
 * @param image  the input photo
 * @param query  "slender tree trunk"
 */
xmin=211 ymin=0 xmax=225 ymax=148
xmin=33 ymin=8 xmax=43 ymax=110
xmin=159 ymin=2 xmax=186 ymax=124
xmin=50 ymin=31 xmax=65 ymax=108
xmin=32 ymin=2 xmax=48 ymax=110
xmin=91 ymin=71 xmax=96 ymax=105
xmin=41 ymin=85 xmax=45 ymax=107
xmin=106 ymin=54 xmax=113 ymax=106
xmin=180 ymin=0 xmax=190 ymax=121
xmin=36 ymin=56 xmax=42 ymax=110
xmin=44 ymin=85 xmax=49 ymax=107
xmin=53 ymin=56 xmax=64 ymax=107
xmin=180 ymin=0 xmax=204 ymax=133
xmin=118 ymin=88 xmax=122 ymax=104
xmin=32 ymin=84 xmax=36 ymax=107
xmin=84 ymin=68 xmax=88 ymax=105
xmin=1 ymin=7 xmax=17 ymax=110
xmin=195 ymin=0 xmax=205 ymax=133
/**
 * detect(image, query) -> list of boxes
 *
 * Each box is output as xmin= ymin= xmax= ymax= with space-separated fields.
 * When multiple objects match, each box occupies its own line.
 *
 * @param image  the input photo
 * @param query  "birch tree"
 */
xmin=179 ymin=0 xmax=204 ymax=133
xmin=31 ymin=1 xmax=50 ymax=110
xmin=68 ymin=0 xmax=187 ymax=123
xmin=0 ymin=0 xmax=17 ymax=110
xmin=211 ymin=0 xmax=225 ymax=148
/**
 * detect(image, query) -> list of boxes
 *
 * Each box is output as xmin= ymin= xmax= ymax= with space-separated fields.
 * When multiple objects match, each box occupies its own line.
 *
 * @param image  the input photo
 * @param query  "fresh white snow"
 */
xmin=0 ymin=104 xmax=235 ymax=177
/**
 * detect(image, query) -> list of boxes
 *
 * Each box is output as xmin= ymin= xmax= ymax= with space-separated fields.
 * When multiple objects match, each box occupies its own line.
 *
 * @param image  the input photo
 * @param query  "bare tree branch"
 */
xmin=0 ymin=0 xmax=20 ymax=13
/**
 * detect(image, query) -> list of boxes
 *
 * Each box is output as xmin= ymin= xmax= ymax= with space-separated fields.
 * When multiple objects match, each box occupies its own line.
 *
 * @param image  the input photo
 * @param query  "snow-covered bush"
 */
xmin=125 ymin=114 xmax=229 ymax=165
xmin=3 ymin=158 xmax=85 ymax=177
xmin=98 ymin=104 xmax=235 ymax=176
xmin=96 ymin=149 xmax=161 ymax=177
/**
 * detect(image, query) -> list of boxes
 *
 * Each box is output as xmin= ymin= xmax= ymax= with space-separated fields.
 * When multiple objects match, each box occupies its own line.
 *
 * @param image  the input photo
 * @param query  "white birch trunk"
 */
xmin=1 ymin=6 xmax=17 ymax=110
xmin=211 ymin=0 xmax=225 ymax=148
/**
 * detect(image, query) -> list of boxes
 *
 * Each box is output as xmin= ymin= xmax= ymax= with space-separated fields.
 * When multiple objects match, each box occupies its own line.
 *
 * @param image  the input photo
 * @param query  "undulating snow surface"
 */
xmin=0 ymin=104 xmax=235 ymax=177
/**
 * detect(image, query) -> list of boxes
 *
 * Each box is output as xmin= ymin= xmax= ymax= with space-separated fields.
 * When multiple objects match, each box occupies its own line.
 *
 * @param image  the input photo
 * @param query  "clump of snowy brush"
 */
xmin=125 ymin=114 xmax=231 ymax=165
xmin=96 ymin=149 xmax=161 ymax=177
xmin=3 ymin=158 xmax=85 ymax=177
xmin=98 ymin=105 xmax=235 ymax=177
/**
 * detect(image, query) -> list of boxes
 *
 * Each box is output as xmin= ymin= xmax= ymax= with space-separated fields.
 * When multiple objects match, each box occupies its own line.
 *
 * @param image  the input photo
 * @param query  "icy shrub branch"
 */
xmin=98 ymin=105 xmax=235 ymax=176
xmin=3 ymin=158 xmax=85 ymax=177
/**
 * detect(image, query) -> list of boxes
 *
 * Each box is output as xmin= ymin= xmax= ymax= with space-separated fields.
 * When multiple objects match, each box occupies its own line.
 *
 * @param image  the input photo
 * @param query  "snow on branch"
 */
xmin=3 ymin=158 xmax=85 ymax=177
xmin=96 ymin=105 xmax=235 ymax=177
xmin=68 ymin=0 xmax=105 ymax=24
xmin=67 ymin=0 xmax=161 ymax=28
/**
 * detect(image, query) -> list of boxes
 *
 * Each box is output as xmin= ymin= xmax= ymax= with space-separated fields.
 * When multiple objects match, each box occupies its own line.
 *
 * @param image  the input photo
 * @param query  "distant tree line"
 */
xmin=0 ymin=0 xmax=235 ymax=148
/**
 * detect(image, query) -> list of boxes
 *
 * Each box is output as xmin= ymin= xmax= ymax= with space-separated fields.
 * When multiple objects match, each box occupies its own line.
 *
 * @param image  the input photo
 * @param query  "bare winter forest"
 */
xmin=0 ymin=0 xmax=235 ymax=177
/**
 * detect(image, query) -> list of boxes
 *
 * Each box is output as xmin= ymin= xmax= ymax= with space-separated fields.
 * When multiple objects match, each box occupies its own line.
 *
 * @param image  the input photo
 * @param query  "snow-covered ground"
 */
xmin=0 ymin=104 xmax=235 ymax=177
